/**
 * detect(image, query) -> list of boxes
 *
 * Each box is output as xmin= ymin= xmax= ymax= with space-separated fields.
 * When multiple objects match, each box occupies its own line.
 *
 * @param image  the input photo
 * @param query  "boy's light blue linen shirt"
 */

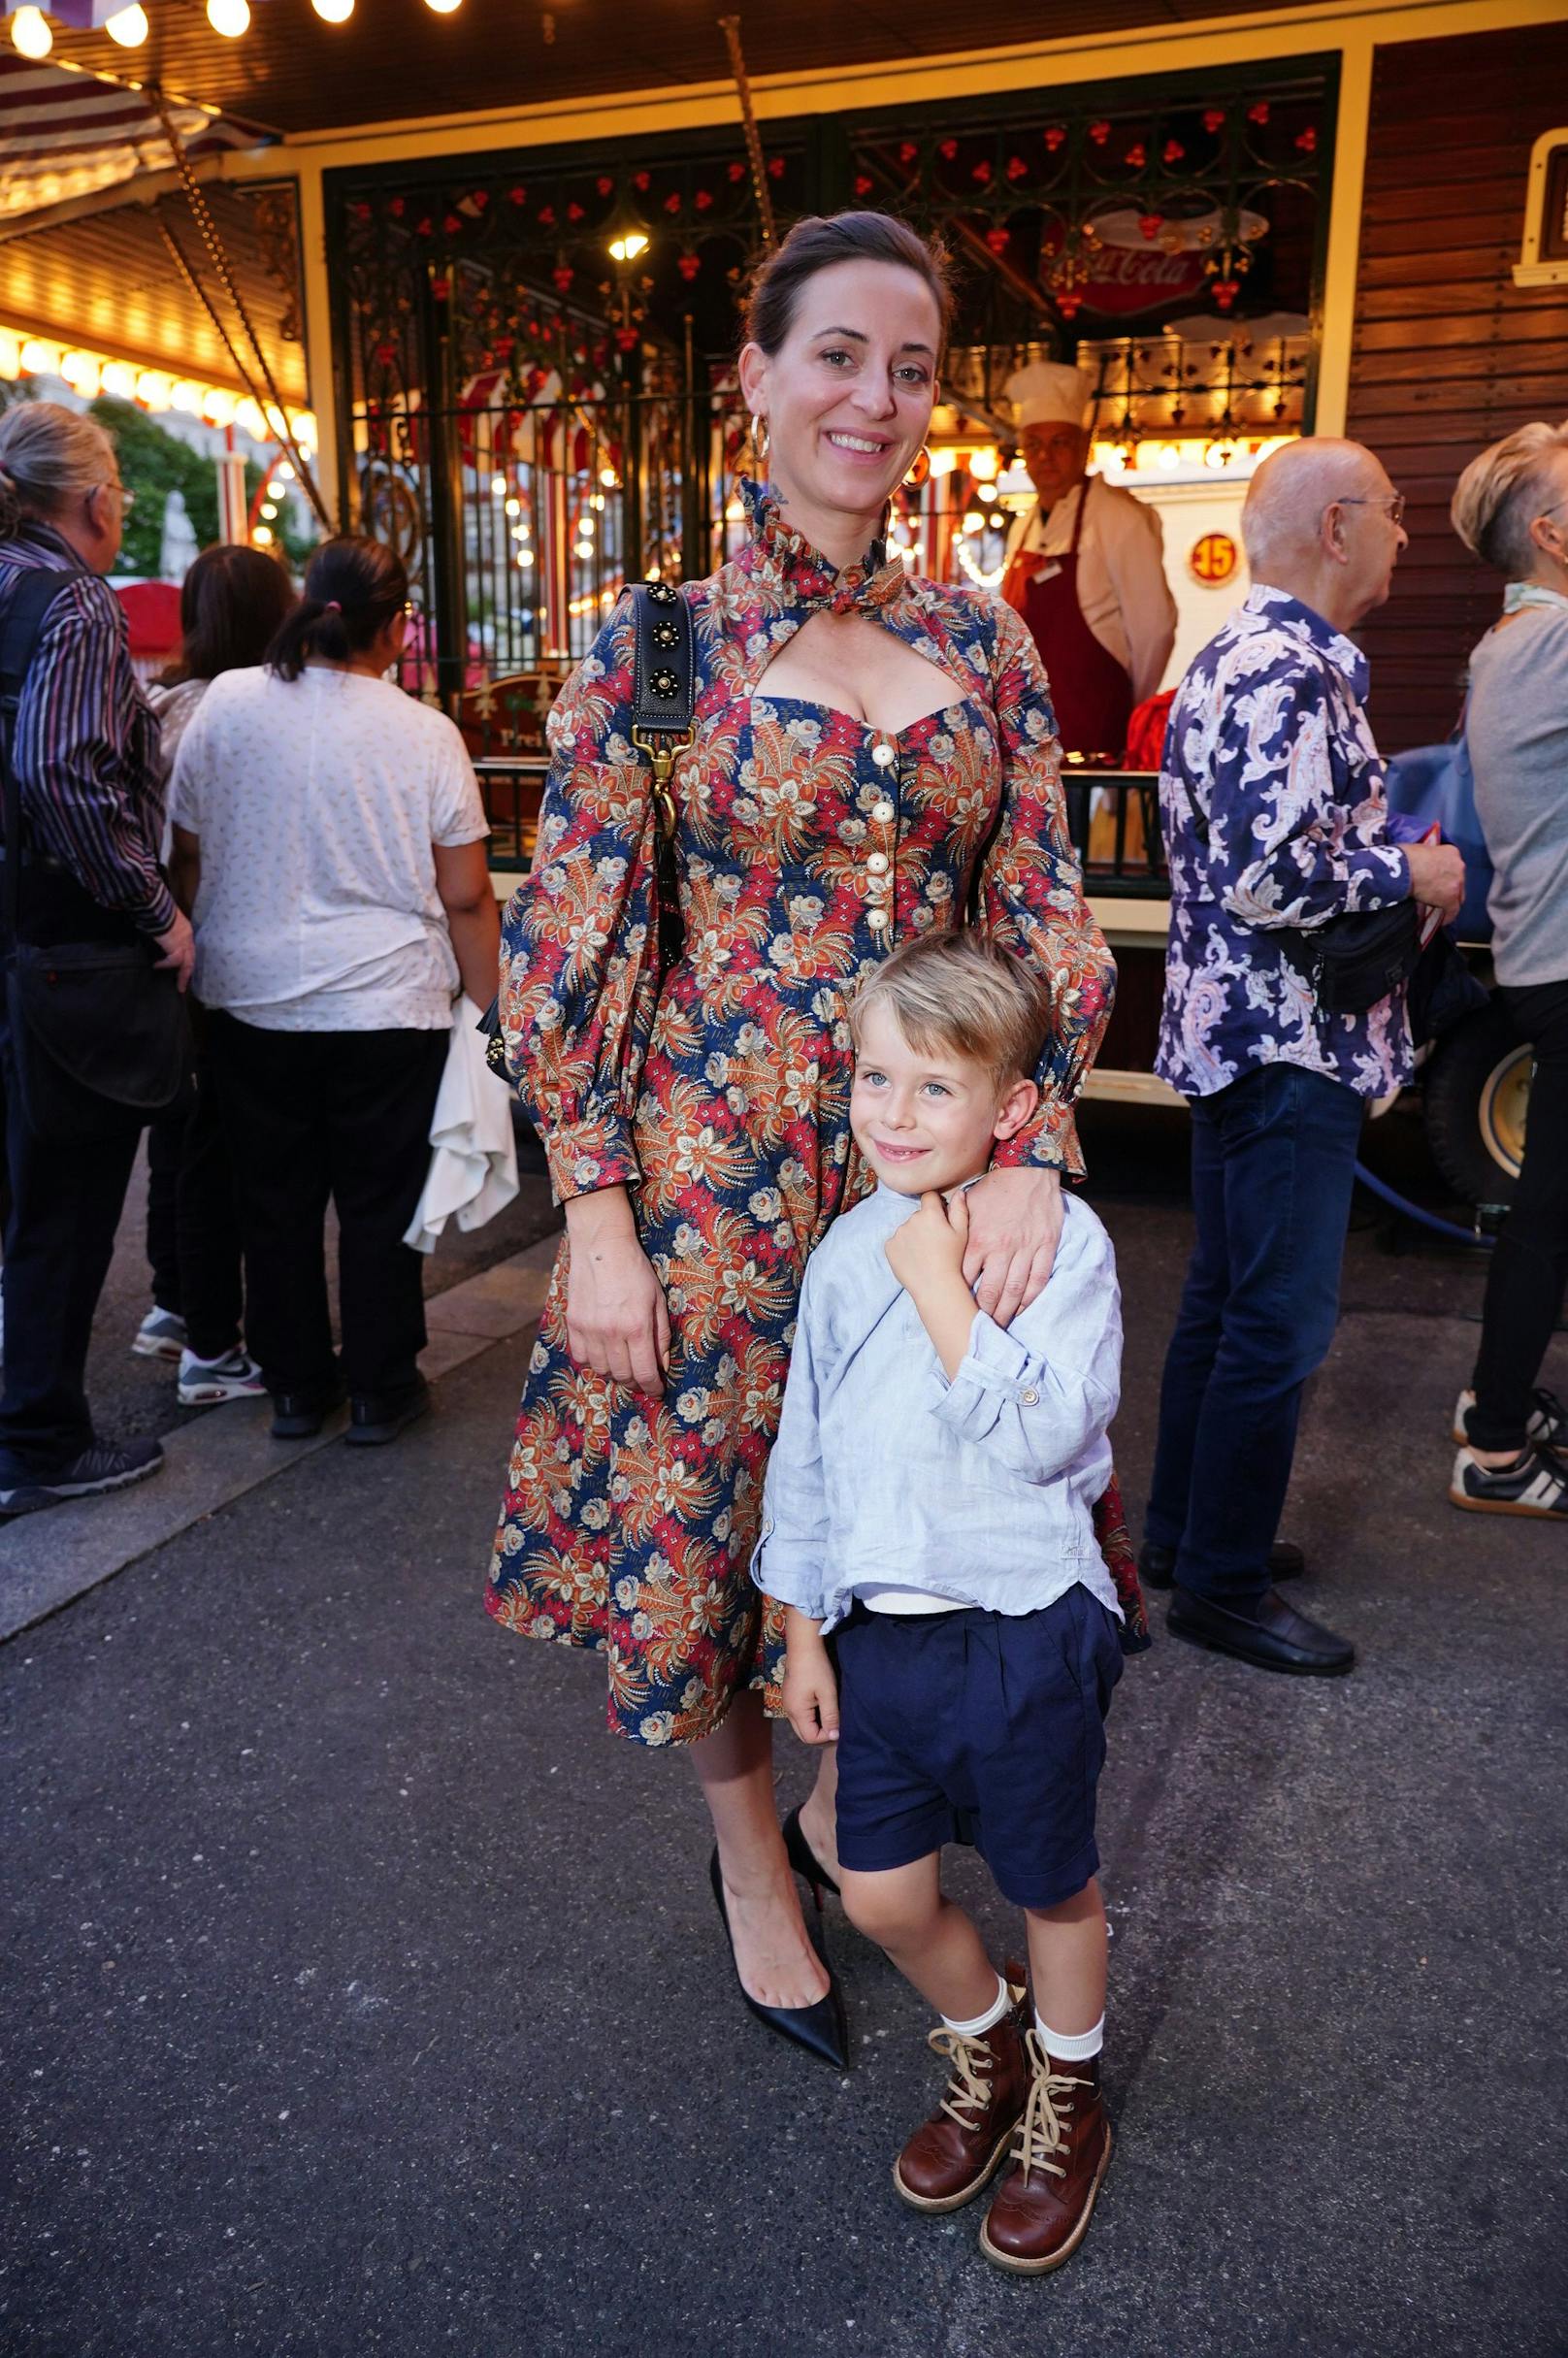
xmin=752 ymin=1186 xmax=1123 ymax=1633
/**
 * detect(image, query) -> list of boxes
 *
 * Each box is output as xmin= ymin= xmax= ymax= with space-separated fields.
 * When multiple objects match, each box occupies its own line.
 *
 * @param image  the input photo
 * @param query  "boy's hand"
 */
xmin=782 ymin=1635 xmax=840 ymax=1747
xmin=884 ymin=1189 xmax=970 ymax=1294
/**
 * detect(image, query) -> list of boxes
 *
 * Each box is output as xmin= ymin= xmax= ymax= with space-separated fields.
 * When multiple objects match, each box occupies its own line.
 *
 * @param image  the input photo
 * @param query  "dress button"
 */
xmin=872 ymin=800 xmax=895 ymax=823
xmin=866 ymin=908 xmax=890 ymax=931
xmin=871 ymin=741 xmax=897 ymax=768
xmin=1020 ymin=1389 xmax=1039 ymax=1406
xmin=867 ymin=852 xmax=889 ymax=874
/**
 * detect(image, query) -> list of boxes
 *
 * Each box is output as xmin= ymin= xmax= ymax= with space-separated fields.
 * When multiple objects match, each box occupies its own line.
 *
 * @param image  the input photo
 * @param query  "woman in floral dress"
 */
xmin=489 ymin=212 xmax=1115 ymax=2057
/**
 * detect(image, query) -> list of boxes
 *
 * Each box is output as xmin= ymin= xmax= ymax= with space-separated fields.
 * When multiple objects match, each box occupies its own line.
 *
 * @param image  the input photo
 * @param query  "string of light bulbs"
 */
xmin=7 ymin=0 xmax=464 ymax=53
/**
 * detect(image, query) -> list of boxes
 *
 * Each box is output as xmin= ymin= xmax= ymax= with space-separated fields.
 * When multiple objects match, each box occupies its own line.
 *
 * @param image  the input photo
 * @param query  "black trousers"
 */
xmin=208 ymin=1013 xmax=446 ymax=1399
xmin=0 ymin=995 xmax=142 ymax=1473
xmin=1469 ymin=977 xmax=1568 ymax=1450
xmin=145 ymin=1010 xmax=245 ymax=1360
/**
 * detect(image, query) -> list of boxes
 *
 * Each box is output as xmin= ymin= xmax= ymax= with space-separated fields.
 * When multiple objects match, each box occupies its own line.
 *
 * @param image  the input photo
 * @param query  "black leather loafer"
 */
xmin=1139 ymin=1538 xmax=1306 ymax=1591
xmin=1166 ymin=1585 xmax=1355 ymax=1676
xmin=345 ymin=1376 xmax=432 ymax=1448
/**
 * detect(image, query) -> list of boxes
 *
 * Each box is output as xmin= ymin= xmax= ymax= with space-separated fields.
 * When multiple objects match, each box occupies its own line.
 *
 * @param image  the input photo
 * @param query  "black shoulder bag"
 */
xmin=0 ymin=567 xmax=188 ymax=1140
xmin=482 ymin=580 xmax=694 ymax=1076
xmin=1177 ymin=769 xmax=1421 ymax=1019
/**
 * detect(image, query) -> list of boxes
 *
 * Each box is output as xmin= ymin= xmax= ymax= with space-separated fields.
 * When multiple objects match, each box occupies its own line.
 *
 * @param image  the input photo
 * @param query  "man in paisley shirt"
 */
xmin=1141 ymin=438 xmax=1464 ymax=1676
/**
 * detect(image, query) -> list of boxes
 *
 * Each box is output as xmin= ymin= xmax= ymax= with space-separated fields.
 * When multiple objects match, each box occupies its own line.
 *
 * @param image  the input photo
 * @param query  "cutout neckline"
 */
xmin=749 ymin=684 xmax=979 ymax=737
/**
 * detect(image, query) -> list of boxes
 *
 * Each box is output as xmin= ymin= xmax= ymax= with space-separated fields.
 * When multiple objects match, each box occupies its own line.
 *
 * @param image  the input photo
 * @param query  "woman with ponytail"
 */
xmin=168 ymin=535 xmax=501 ymax=1445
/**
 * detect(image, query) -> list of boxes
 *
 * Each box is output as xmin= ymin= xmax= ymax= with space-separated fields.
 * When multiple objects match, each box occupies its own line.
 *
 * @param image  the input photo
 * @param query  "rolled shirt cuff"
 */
xmin=931 ymin=1311 xmax=1036 ymax=1444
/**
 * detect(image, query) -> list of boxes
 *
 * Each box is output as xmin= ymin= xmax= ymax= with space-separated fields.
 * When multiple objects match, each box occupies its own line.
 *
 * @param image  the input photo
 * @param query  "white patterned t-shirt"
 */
xmin=169 ymin=665 xmax=488 ymax=1032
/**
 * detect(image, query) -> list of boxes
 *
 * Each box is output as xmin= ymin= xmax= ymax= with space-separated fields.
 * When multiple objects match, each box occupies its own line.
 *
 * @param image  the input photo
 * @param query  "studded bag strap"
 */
xmin=628 ymin=580 xmax=693 ymax=970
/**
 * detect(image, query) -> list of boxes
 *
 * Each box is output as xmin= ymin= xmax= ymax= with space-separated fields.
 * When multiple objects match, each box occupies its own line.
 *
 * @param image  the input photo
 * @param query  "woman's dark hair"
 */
xmin=742 ymin=211 xmax=955 ymax=357
xmin=267 ymin=534 xmax=408 ymax=682
xmin=162 ymin=543 xmax=297 ymax=686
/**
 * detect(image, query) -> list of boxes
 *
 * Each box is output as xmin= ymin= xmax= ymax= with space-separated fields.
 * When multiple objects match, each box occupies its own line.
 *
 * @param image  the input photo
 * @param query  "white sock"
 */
xmin=941 ymin=1974 xmax=1010 ymax=2038
xmin=1035 ymin=2010 xmax=1103 ymax=2062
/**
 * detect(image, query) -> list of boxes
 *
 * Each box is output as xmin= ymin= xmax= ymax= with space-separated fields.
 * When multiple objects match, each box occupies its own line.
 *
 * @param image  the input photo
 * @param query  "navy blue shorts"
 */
xmin=832 ymin=1587 xmax=1123 ymax=1910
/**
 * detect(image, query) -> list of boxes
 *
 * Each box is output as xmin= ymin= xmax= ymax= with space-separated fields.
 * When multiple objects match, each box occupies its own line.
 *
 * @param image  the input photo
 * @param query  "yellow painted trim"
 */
xmin=291 ymin=162 xmax=341 ymax=530
xmin=1315 ymin=36 xmax=1374 ymax=437
xmin=204 ymin=0 xmax=1564 ymax=173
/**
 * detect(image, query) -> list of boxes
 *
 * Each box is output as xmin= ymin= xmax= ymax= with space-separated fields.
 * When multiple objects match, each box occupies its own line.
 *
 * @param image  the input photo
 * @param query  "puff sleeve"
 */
xmin=971 ymin=598 xmax=1116 ymax=1179
xmin=496 ymin=596 xmax=663 ymax=1204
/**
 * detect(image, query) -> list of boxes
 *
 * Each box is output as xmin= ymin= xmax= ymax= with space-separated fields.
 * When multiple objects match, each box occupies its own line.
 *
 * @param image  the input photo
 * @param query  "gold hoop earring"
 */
xmin=749 ymin=414 xmax=770 ymax=471
xmin=904 ymin=444 xmax=931 ymax=489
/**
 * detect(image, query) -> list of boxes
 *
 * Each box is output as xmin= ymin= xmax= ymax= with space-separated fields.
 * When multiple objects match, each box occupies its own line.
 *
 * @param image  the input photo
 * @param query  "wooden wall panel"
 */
xmin=1346 ymin=25 xmax=1568 ymax=751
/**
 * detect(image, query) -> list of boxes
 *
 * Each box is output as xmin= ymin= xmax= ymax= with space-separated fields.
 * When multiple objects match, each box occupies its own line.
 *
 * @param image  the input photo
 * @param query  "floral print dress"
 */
xmin=487 ymin=485 xmax=1119 ymax=1746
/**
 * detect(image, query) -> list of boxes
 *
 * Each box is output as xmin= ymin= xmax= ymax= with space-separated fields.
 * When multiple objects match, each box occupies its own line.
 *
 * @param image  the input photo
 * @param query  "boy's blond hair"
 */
xmin=848 ymin=931 xmax=1052 ymax=1089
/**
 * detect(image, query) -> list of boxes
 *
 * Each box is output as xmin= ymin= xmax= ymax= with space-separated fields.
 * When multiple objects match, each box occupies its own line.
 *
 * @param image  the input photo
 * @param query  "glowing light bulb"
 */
xmin=11 ymin=9 xmax=53 ymax=59
xmin=260 ymin=502 xmax=278 ymax=519
xmin=608 ymin=232 xmax=649 ymax=265
xmin=490 ymin=474 xmax=506 ymax=497
xmin=424 ymin=0 xmax=462 ymax=12
xmin=573 ymin=540 xmax=594 ymax=561
xmin=252 ymin=525 xmax=275 ymax=545
xmin=206 ymin=0 xmax=250 ymax=34
xmin=105 ymin=4 xmax=148 ymax=44
xmin=311 ymin=0 xmax=354 ymax=17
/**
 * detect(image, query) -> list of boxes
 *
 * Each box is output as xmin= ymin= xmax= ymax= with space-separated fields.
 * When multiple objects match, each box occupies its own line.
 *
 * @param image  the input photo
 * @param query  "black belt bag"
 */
xmin=0 ymin=565 xmax=187 ymax=1140
xmin=3 ymin=938 xmax=186 ymax=1140
xmin=1277 ymin=897 xmax=1422 ymax=1017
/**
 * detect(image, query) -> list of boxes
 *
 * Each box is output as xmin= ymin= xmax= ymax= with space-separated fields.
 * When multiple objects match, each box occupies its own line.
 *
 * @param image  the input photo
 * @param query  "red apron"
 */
xmin=1001 ymin=475 xmax=1133 ymax=759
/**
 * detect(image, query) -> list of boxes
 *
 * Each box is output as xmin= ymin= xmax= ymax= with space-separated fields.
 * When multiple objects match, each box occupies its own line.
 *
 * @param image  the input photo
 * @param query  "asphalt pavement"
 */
xmin=3 ymin=1104 xmax=1565 ymax=2358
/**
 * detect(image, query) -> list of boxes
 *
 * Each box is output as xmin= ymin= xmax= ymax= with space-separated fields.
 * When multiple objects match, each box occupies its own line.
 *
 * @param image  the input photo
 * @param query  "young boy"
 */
xmin=753 ymin=930 xmax=1126 ymax=2276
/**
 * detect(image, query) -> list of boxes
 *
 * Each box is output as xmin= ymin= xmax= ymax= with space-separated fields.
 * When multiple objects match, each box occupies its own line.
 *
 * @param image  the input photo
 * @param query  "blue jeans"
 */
xmin=1145 ymin=1064 xmax=1365 ymax=1603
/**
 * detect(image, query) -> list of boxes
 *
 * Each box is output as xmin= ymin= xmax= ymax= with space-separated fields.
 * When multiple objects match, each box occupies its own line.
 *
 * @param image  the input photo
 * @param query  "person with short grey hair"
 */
xmin=1446 ymin=419 xmax=1568 ymax=1517
xmin=1142 ymin=436 xmax=1464 ymax=1673
xmin=0 ymin=401 xmax=190 ymax=1515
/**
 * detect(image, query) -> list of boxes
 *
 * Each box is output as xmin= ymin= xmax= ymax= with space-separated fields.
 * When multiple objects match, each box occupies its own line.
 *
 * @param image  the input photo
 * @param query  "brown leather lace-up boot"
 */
xmin=979 ymin=2029 xmax=1113 ymax=2273
xmin=893 ymin=1991 xmax=1030 ymax=2214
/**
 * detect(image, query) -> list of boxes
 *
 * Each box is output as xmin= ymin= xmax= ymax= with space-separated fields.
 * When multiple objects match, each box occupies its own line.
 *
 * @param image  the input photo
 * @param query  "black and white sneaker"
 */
xmin=178 ymin=1347 xmax=268 ymax=1407
xmin=1452 ymin=1387 xmax=1568 ymax=1455
xmin=0 ymin=1438 xmax=163 ymax=1518
xmin=1449 ymin=1444 xmax=1568 ymax=1518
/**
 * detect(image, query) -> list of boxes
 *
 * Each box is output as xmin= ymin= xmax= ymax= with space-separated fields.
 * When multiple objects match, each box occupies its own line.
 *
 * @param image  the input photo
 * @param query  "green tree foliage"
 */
xmin=90 ymin=394 xmax=317 ymax=578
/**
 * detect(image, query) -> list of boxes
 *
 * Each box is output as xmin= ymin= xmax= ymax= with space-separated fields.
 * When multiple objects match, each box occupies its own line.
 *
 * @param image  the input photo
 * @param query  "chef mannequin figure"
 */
xmin=1000 ymin=360 xmax=1177 ymax=759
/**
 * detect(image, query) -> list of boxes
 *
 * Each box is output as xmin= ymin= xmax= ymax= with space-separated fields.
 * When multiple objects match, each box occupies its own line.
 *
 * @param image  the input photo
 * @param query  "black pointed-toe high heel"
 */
xmin=708 ymin=1849 xmax=849 ymax=2069
xmin=781 ymin=1803 xmax=840 ymax=1906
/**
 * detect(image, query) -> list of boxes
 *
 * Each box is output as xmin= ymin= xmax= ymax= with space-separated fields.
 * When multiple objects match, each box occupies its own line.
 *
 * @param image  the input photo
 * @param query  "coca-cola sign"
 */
xmin=1044 ymin=205 xmax=1269 ymax=319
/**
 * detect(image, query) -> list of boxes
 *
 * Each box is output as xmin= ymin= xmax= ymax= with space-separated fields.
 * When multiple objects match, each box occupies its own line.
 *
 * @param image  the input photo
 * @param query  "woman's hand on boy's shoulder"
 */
xmin=884 ymin=1189 xmax=970 ymax=1294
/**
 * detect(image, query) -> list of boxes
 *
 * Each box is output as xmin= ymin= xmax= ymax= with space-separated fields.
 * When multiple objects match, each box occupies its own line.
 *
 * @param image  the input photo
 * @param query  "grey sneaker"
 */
xmin=1449 ymin=1444 xmax=1568 ymax=1518
xmin=132 ymin=1307 xmax=187 ymax=1362
xmin=178 ymin=1347 xmax=268 ymax=1407
xmin=0 ymin=1438 xmax=163 ymax=1518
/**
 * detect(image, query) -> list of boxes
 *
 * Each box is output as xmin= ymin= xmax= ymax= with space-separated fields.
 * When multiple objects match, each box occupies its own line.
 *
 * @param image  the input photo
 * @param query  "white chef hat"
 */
xmin=1004 ymin=360 xmax=1094 ymax=430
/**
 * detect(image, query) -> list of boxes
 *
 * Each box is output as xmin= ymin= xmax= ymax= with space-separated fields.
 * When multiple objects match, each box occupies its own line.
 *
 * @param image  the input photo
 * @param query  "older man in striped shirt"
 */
xmin=0 ymin=402 xmax=192 ymax=1517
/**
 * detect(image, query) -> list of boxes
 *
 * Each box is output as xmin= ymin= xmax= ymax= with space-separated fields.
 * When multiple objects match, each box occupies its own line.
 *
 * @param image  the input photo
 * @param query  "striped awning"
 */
xmin=0 ymin=53 xmax=267 ymax=226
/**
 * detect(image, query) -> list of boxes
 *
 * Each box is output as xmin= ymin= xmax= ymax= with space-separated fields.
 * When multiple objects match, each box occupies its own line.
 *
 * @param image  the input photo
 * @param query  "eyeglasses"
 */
xmin=1338 ymin=493 xmax=1406 ymax=526
xmin=99 ymin=480 xmax=135 ymax=516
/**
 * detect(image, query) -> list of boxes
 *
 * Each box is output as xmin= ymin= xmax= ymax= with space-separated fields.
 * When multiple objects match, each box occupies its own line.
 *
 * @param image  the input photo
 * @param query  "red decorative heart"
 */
xmin=986 ymin=226 xmax=1009 ymax=254
xmin=972 ymin=159 xmax=993 ymax=183
xmin=1212 ymin=278 xmax=1239 ymax=309
xmin=1089 ymin=121 xmax=1109 ymax=144
xmin=598 ymin=177 xmax=613 ymax=197
xmin=664 ymin=191 xmax=682 ymax=213
xmin=1006 ymin=155 xmax=1027 ymax=180
xmin=538 ymin=205 xmax=556 ymax=227
xmin=389 ymin=197 xmax=406 ymax=217
xmin=695 ymin=188 xmax=713 ymax=210
xmin=1162 ymin=140 xmax=1185 ymax=164
xmin=1125 ymin=142 xmax=1147 ymax=168
xmin=854 ymin=175 xmax=873 ymax=197
xmin=678 ymin=253 xmax=702 ymax=280
xmin=1294 ymin=126 xmax=1318 ymax=152
xmin=568 ymin=202 xmax=584 ymax=221
xmin=552 ymin=265 xmax=574 ymax=291
xmin=616 ymin=327 xmax=640 ymax=351
xmin=1057 ymin=292 xmax=1083 ymax=317
xmin=1045 ymin=126 xmax=1067 ymax=149
xmin=1203 ymin=109 xmax=1225 ymax=134
xmin=768 ymin=155 xmax=784 ymax=178
xmin=1248 ymin=101 xmax=1270 ymax=124
xmin=634 ymin=170 xmax=651 ymax=191
xmin=938 ymin=139 xmax=958 ymax=160
xmin=728 ymin=161 xmax=745 ymax=181
xmin=898 ymin=141 xmax=918 ymax=165
xmin=508 ymin=186 xmax=527 ymax=206
xmin=432 ymin=276 xmax=451 ymax=299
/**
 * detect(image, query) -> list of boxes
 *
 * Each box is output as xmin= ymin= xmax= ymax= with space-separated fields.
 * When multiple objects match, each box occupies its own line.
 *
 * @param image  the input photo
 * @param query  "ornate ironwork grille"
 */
xmin=325 ymin=58 xmax=1334 ymax=727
